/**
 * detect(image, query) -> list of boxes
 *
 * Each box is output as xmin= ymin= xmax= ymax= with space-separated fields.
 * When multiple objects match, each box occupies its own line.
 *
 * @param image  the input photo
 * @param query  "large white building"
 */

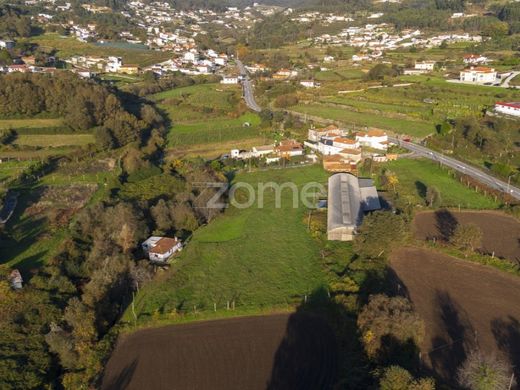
xmin=415 ymin=61 xmax=436 ymax=71
xmin=495 ymin=102 xmax=520 ymax=118
xmin=355 ymin=129 xmax=389 ymax=150
xmin=459 ymin=67 xmax=497 ymax=84
xmin=327 ymin=173 xmax=381 ymax=241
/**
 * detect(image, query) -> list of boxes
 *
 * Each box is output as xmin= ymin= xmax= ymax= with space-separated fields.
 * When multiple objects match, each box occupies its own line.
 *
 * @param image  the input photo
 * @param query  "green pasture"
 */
xmin=0 ymin=118 xmax=64 ymax=130
xmin=379 ymin=158 xmax=499 ymax=209
xmin=292 ymin=104 xmax=434 ymax=137
xmin=125 ymin=165 xmax=330 ymax=324
xmin=14 ymin=134 xmax=94 ymax=147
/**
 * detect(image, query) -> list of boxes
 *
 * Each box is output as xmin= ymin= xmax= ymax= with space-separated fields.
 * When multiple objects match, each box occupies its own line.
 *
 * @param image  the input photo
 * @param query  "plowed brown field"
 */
xmin=413 ymin=210 xmax=520 ymax=261
xmin=390 ymin=247 xmax=520 ymax=385
xmin=101 ymin=313 xmax=338 ymax=390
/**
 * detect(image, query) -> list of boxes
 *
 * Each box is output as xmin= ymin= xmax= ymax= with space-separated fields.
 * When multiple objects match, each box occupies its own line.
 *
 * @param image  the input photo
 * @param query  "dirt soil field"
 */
xmin=390 ymin=247 xmax=520 ymax=386
xmin=414 ymin=210 xmax=520 ymax=261
xmin=102 ymin=313 xmax=338 ymax=390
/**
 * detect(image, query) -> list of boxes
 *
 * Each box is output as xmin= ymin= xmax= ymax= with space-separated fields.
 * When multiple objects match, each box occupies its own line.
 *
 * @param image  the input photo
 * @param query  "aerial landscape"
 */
xmin=0 ymin=0 xmax=519 ymax=389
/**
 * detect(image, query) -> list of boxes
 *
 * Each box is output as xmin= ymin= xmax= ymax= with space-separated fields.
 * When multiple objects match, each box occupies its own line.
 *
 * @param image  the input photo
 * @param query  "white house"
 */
xmin=300 ymin=80 xmax=320 ymax=88
xmin=355 ymin=129 xmax=389 ymax=150
xmin=495 ymin=102 xmax=520 ymax=118
xmin=252 ymin=145 xmax=275 ymax=157
xmin=332 ymin=137 xmax=360 ymax=150
xmin=308 ymin=125 xmax=346 ymax=142
xmin=459 ymin=66 xmax=497 ymax=84
xmin=275 ymin=140 xmax=304 ymax=157
xmin=184 ymin=50 xmax=199 ymax=63
xmin=0 ymin=40 xmax=15 ymax=49
xmin=463 ymin=54 xmax=489 ymax=65
xmin=221 ymin=76 xmax=239 ymax=84
xmin=142 ymin=236 xmax=182 ymax=262
xmin=106 ymin=56 xmax=122 ymax=72
xmin=415 ymin=61 xmax=435 ymax=71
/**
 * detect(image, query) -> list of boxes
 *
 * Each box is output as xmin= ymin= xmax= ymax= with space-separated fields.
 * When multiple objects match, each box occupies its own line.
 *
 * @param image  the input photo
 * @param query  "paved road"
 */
xmin=390 ymin=136 xmax=520 ymax=200
xmin=501 ymin=71 xmax=520 ymax=88
xmin=236 ymin=59 xmax=261 ymax=112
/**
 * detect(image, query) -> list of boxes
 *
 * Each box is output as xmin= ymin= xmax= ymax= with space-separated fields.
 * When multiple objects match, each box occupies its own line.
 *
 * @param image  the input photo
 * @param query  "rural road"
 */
xmin=236 ymin=59 xmax=262 ymax=112
xmin=391 ymin=136 xmax=520 ymax=200
xmin=500 ymin=71 xmax=520 ymax=88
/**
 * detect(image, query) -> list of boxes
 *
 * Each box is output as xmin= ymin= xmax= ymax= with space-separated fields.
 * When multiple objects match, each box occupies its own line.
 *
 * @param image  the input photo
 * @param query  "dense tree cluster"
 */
xmin=0 ymin=73 xmax=160 ymax=148
xmin=0 ymin=155 xmax=225 ymax=388
xmin=0 ymin=5 xmax=33 ymax=38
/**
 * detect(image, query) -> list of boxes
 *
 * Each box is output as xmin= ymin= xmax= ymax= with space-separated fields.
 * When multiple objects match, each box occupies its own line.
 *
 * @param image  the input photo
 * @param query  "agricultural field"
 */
xmin=290 ymin=75 xmax=520 ymax=139
xmin=0 ymin=158 xmax=118 ymax=270
xmin=13 ymin=134 xmax=94 ymax=147
xmin=26 ymin=33 xmax=171 ymax=67
xmin=413 ymin=210 xmax=520 ymax=261
xmin=125 ymin=165 xmax=329 ymax=325
xmin=152 ymin=84 xmax=265 ymax=155
xmin=291 ymin=103 xmax=434 ymax=138
xmin=0 ymin=118 xmax=64 ymax=130
xmin=390 ymin=247 xmax=520 ymax=385
xmin=102 ymin=313 xmax=337 ymax=390
xmin=376 ymin=158 xmax=499 ymax=209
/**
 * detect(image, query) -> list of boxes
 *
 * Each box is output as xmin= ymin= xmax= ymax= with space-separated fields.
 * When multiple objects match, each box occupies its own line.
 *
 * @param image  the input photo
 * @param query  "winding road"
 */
xmin=391 ymin=137 xmax=520 ymax=200
xmin=236 ymin=59 xmax=261 ymax=112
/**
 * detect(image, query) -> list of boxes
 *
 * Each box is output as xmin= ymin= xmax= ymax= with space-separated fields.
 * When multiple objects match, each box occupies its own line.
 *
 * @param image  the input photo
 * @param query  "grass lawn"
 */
xmin=14 ymin=134 xmax=94 ymax=147
xmin=27 ymin=33 xmax=171 ymax=67
xmin=292 ymin=104 xmax=434 ymax=137
xmin=0 ymin=118 xmax=64 ymax=130
xmin=152 ymin=83 xmax=241 ymax=112
xmin=126 ymin=165 xmax=330 ymax=324
xmin=380 ymin=158 xmax=499 ymax=209
xmin=510 ymin=74 xmax=520 ymax=86
xmin=167 ymin=112 xmax=262 ymax=147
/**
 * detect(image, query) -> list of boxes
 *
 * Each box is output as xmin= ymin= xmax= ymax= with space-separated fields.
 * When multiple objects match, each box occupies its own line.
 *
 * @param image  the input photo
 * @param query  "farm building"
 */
xmin=142 ymin=236 xmax=182 ymax=263
xmin=327 ymin=173 xmax=381 ymax=241
xmin=9 ymin=269 xmax=23 ymax=290
xmin=495 ymin=102 xmax=520 ymax=118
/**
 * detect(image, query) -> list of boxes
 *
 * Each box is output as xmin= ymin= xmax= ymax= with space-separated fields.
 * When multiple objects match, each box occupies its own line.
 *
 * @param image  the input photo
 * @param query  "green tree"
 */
xmin=358 ymin=295 xmax=425 ymax=368
xmin=354 ymin=211 xmax=407 ymax=259
xmin=380 ymin=365 xmax=436 ymax=390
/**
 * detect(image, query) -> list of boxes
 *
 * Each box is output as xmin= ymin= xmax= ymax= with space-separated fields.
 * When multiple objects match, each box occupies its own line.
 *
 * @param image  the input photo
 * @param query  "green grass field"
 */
xmin=153 ymin=84 xmax=264 ymax=150
xmin=0 ymin=118 xmax=64 ymax=130
xmin=167 ymin=112 xmax=261 ymax=147
xmin=126 ymin=165 xmax=330 ymax=324
xmin=292 ymin=104 xmax=434 ymax=137
xmin=14 ymin=134 xmax=94 ymax=147
xmin=379 ymin=158 xmax=499 ymax=209
xmin=27 ymin=33 xmax=171 ymax=67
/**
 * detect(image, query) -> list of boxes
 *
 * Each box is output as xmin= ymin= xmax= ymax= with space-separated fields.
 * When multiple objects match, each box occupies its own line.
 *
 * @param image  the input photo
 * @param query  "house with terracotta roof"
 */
xmin=275 ymin=139 xmax=304 ymax=158
xmin=495 ymin=102 xmax=520 ymax=118
xmin=142 ymin=236 xmax=182 ymax=263
xmin=459 ymin=66 xmax=497 ymax=84
xmin=463 ymin=54 xmax=489 ymax=65
xmin=355 ymin=129 xmax=389 ymax=150
xmin=323 ymin=155 xmax=358 ymax=173
xmin=308 ymin=125 xmax=347 ymax=142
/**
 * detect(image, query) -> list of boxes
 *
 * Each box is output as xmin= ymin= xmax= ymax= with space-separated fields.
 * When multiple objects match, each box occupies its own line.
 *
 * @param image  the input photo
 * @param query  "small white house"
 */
xmin=300 ymin=80 xmax=320 ymax=88
xmin=459 ymin=67 xmax=497 ymax=84
xmin=221 ymin=76 xmax=239 ymax=84
xmin=415 ymin=61 xmax=435 ymax=71
xmin=495 ymin=102 xmax=520 ymax=118
xmin=106 ymin=56 xmax=122 ymax=73
xmin=142 ymin=236 xmax=182 ymax=263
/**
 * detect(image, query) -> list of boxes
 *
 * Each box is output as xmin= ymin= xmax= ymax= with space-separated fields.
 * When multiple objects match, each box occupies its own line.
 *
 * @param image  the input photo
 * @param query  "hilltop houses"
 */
xmin=460 ymin=66 xmax=497 ymax=84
